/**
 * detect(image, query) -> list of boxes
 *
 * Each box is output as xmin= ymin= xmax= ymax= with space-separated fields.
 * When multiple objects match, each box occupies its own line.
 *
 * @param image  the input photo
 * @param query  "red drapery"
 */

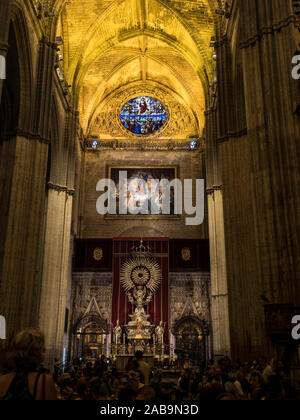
xmin=112 ymin=238 xmax=169 ymax=343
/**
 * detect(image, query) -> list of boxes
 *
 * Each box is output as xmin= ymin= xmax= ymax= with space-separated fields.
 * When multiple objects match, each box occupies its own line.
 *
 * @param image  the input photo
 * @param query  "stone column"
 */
xmin=0 ymin=33 xmax=55 ymax=337
xmin=0 ymin=135 xmax=50 ymax=333
xmin=205 ymin=106 xmax=231 ymax=358
xmin=39 ymin=109 xmax=77 ymax=368
xmin=39 ymin=186 xmax=74 ymax=368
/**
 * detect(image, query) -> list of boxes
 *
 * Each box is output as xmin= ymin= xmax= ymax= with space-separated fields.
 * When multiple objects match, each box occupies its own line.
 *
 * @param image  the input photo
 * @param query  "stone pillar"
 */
xmin=0 ymin=35 xmax=55 ymax=337
xmin=39 ymin=109 xmax=77 ymax=368
xmin=207 ymin=188 xmax=231 ymax=358
xmin=0 ymin=136 xmax=49 ymax=334
xmin=205 ymin=106 xmax=231 ymax=358
xmin=39 ymin=186 xmax=74 ymax=368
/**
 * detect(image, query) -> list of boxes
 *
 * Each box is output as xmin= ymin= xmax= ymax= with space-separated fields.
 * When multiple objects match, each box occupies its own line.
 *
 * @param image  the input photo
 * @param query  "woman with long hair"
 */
xmin=0 ymin=329 xmax=57 ymax=400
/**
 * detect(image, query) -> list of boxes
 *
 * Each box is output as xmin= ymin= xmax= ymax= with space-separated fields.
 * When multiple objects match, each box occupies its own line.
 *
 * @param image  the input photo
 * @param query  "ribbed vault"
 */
xmin=50 ymin=0 xmax=219 ymax=138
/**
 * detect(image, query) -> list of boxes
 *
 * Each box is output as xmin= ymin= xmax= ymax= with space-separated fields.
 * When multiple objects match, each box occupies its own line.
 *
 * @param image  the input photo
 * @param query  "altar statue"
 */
xmin=113 ymin=320 xmax=122 ymax=345
xmin=155 ymin=321 xmax=164 ymax=345
xmin=134 ymin=285 xmax=146 ymax=307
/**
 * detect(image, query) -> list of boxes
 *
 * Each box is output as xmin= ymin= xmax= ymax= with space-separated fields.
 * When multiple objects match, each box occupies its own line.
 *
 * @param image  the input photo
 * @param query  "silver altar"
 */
xmin=112 ymin=240 xmax=166 ymax=357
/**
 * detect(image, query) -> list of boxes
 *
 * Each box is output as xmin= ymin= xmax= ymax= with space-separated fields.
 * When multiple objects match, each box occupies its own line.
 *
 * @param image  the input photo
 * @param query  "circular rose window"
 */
xmin=120 ymin=96 xmax=167 ymax=135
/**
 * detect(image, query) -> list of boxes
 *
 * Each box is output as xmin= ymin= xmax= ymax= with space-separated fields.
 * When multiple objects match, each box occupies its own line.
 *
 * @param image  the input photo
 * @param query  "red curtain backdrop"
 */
xmin=112 ymin=238 xmax=169 ymax=343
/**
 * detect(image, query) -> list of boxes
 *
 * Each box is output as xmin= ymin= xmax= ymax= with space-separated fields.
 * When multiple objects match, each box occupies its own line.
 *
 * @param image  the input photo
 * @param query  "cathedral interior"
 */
xmin=0 ymin=0 xmax=300 ymax=393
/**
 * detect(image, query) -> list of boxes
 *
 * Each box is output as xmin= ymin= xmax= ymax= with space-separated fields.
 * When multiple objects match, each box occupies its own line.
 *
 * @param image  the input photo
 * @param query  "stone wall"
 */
xmin=78 ymin=148 xmax=208 ymax=239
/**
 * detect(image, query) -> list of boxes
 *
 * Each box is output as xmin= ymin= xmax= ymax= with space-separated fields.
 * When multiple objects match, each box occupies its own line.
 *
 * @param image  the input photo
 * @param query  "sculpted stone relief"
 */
xmin=169 ymin=273 xmax=210 ymax=327
xmin=71 ymin=273 xmax=113 ymax=330
xmin=71 ymin=272 xmax=210 ymax=338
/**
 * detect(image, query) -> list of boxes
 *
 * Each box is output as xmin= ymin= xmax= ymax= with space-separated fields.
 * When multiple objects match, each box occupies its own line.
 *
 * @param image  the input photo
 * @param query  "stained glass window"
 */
xmin=120 ymin=96 xmax=167 ymax=135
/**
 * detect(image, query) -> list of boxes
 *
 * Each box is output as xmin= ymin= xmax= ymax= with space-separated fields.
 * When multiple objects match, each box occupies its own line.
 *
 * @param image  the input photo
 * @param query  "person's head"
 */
xmin=136 ymin=386 xmax=155 ymax=400
xmin=119 ymin=375 xmax=129 ymax=389
xmin=217 ymin=393 xmax=236 ymax=401
xmin=236 ymin=371 xmax=244 ymax=382
xmin=128 ymin=376 xmax=140 ymax=393
xmin=118 ymin=387 xmax=137 ymax=400
xmin=5 ymin=329 xmax=45 ymax=373
xmin=89 ymin=377 xmax=110 ymax=400
xmin=75 ymin=378 xmax=88 ymax=398
xmin=190 ymin=372 xmax=197 ymax=381
xmin=128 ymin=359 xmax=139 ymax=373
xmin=127 ymin=358 xmax=135 ymax=371
xmin=151 ymin=369 xmax=162 ymax=383
xmin=227 ymin=372 xmax=235 ymax=383
xmin=135 ymin=350 xmax=143 ymax=360
xmin=215 ymin=367 xmax=222 ymax=376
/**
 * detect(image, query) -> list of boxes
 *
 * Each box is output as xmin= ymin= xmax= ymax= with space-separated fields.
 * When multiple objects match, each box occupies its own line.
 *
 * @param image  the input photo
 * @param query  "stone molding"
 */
xmin=206 ymin=185 xmax=223 ymax=195
xmin=1 ymin=128 xmax=50 ymax=144
xmin=217 ymin=128 xmax=248 ymax=143
xmin=86 ymin=138 xmax=204 ymax=152
xmin=47 ymin=182 xmax=75 ymax=196
xmin=239 ymin=14 xmax=298 ymax=50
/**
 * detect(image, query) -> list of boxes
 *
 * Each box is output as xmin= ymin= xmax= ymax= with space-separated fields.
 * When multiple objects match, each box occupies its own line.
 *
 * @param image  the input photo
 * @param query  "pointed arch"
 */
xmin=9 ymin=4 xmax=34 ymax=132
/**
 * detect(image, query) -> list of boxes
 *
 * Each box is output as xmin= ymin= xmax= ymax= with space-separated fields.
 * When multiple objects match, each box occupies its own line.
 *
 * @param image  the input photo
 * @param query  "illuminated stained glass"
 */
xmin=120 ymin=97 xmax=167 ymax=135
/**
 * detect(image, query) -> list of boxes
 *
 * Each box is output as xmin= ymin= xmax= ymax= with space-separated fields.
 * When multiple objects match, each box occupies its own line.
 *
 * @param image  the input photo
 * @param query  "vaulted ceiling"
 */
xmin=53 ymin=0 xmax=219 ymax=139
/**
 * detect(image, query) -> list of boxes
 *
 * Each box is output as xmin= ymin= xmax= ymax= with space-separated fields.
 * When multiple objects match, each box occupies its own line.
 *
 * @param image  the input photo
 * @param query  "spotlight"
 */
xmin=92 ymin=140 xmax=99 ymax=149
xmin=0 ymin=55 xmax=6 ymax=80
xmin=212 ymin=54 xmax=217 ymax=61
xmin=189 ymin=140 xmax=198 ymax=150
xmin=56 ymin=36 xmax=64 ymax=46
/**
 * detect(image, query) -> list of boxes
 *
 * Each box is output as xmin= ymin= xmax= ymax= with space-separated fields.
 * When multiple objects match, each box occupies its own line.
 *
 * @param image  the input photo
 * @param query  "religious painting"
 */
xmin=120 ymin=97 xmax=167 ymax=135
xmin=107 ymin=166 xmax=179 ymax=219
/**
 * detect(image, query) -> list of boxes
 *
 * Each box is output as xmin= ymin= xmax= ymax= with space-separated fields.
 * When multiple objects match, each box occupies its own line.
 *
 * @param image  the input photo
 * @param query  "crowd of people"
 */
xmin=52 ymin=355 xmax=298 ymax=401
xmin=0 ymin=329 xmax=298 ymax=400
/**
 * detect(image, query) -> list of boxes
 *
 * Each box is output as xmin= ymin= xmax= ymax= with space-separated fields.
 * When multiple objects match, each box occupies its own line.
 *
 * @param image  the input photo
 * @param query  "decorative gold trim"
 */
xmin=93 ymin=248 xmax=103 ymax=261
xmin=181 ymin=247 xmax=191 ymax=262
